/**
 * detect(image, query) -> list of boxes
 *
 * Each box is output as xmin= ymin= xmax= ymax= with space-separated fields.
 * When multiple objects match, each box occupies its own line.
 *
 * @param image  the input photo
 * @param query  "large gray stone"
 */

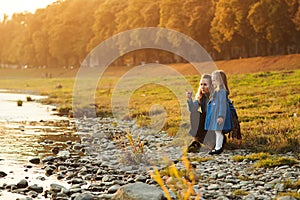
xmin=0 ymin=171 xmax=7 ymax=177
xmin=50 ymin=183 xmax=67 ymax=193
xmin=74 ymin=192 xmax=94 ymax=200
xmin=112 ymin=182 xmax=165 ymax=200
xmin=28 ymin=184 xmax=43 ymax=193
xmin=29 ymin=158 xmax=40 ymax=164
xmin=17 ymin=179 xmax=28 ymax=188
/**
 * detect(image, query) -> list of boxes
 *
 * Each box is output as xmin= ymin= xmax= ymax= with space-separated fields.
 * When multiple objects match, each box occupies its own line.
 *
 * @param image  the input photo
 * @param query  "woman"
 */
xmin=205 ymin=70 xmax=233 ymax=155
xmin=186 ymin=74 xmax=212 ymax=153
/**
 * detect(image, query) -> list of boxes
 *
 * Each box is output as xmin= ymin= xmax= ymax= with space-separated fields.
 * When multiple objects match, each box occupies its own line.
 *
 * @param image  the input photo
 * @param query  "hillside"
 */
xmin=1 ymin=54 xmax=300 ymax=79
xmin=169 ymin=54 xmax=300 ymax=75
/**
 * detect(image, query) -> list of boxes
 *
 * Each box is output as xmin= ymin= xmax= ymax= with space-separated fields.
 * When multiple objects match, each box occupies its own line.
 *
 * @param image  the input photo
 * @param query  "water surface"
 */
xmin=0 ymin=90 xmax=62 ymax=122
xmin=0 ymin=90 xmax=79 ymax=199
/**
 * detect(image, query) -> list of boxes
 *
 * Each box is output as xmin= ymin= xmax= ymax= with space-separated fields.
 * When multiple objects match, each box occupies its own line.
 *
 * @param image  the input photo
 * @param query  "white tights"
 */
xmin=215 ymin=130 xmax=224 ymax=150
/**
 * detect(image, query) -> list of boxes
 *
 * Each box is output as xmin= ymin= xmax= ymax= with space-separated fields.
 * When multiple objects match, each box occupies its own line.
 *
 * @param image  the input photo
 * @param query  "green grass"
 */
xmin=0 ymin=68 xmax=299 ymax=153
xmin=277 ymin=193 xmax=300 ymax=200
xmin=233 ymin=190 xmax=249 ymax=196
xmin=254 ymin=157 xmax=299 ymax=168
xmin=232 ymin=152 xmax=299 ymax=168
xmin=232 ymin=152 xmax=270 ymax=162
xmin=284 ymin=179 xmax=300 ymax=190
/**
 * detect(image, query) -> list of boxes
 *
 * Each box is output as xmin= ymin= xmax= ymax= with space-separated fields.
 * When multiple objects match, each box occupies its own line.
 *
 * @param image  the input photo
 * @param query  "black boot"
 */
xmin=223 ymin=134 xmax=227 ymax=147
xmin=187 ymin=141 xmax=201 ymax=153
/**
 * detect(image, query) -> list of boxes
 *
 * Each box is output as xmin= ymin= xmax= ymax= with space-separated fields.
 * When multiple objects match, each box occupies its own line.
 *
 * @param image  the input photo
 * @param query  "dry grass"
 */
xmin=0 ymin=54 xmax=299 ymax=153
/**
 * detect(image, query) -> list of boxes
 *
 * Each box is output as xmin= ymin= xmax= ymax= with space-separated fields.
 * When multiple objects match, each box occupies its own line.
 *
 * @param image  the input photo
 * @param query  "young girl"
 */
xmin=205 ymin=70 xmax=233 ymax=155
xmin=186 ymin=74 xmax=212 ymax=152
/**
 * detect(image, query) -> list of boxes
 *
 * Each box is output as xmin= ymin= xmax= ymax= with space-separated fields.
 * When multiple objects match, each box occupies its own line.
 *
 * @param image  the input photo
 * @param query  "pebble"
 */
xmin=0 ymin=117 xmax=299 ymax=200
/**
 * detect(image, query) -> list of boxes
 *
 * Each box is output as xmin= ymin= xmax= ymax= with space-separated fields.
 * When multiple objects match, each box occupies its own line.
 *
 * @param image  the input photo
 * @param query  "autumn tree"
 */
xmin=248 ymin=0 xmax=298 ymax=55
xmin=0 ymin=0 xmax=299 ymax=66
xmin=87 ymin=0 xmax=125 ymax=53
xmin=210 ymin=0 xmax=257 ymax=59
xmin=1 ymin=13 xmax=33 ymax=65
xmin=114 ymin=0 xmax=160 ymax=65
xmin=183 ymin=0 xmax=215 ymax=55
xmin=28 ymin=8 xmax=50 ymax=66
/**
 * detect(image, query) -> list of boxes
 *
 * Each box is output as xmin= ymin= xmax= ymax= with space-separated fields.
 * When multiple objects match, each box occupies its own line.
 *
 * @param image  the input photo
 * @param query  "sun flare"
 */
xmin=0 ymin=0 xmax=56 ymax=19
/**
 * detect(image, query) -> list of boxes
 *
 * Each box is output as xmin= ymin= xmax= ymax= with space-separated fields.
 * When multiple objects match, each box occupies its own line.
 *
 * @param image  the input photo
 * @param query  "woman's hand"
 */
xmin=186 ymin=90 xmax=192 ymax=100
xmin=217 ymin=117 xmax=224 ymax=124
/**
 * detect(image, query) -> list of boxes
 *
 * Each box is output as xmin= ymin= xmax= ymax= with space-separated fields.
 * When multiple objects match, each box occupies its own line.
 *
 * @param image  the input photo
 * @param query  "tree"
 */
xmin=87 ymin=0 xmax=126 ymax=53
xmin=293 ymin=1 xmax=300 ymax=30
xmin=159 ymin=0 xmax=191 ymax=63
xmin=288 ymin=0 xmax=300 ymax=53
xmin=62 ymin=0 xmax=99 ymax=67
xmin=248 ymin=0 xmax=297 ymax=55
xmin=210 ymin=0 xmax=257 ymax=58
xmin=183 ymin=0 xmax=215 ymax=54
xmin=114 ymin=0 xmax=160 ymax=64
xmin=116 ymin=0 xmax=160 ymax=32
xmin=1 ymin=13 xmax=33 ymax=65
xmin=29 ymin=8 xmax=49 ymax=66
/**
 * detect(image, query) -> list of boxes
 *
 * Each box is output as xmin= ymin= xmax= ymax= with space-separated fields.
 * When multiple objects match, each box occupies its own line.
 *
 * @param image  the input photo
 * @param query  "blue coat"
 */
xmin=205 ymin=89 xmax=233 ymax=131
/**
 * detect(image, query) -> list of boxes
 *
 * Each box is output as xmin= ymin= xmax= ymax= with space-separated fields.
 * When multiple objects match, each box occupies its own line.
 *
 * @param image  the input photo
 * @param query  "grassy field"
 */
xmin=0 ymin=54 xmax=299 ymax=153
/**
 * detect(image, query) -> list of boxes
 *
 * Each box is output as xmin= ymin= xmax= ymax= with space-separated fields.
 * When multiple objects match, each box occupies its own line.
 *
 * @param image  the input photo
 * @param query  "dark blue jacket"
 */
xmin=187 ymin=95 xmax=208 ymax=137
xmin=187 ymin=99 xmax=200 ymax=137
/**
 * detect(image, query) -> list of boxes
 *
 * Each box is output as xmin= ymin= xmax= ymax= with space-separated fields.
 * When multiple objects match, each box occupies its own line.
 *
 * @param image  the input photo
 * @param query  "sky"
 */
xmin=0 ymin=0 xmax=56 ymax=20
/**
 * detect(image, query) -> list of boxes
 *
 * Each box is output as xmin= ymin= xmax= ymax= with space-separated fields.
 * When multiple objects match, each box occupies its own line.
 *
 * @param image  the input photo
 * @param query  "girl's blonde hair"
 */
xmin=195 ymin=74 xmax=212 ymax=102
xmin=212 ymin=70 xmax=230 ymax=94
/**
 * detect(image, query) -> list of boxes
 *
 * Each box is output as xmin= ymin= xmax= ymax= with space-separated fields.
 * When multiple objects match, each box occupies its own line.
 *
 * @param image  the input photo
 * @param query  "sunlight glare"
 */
xmin=0 ymin=0 xmax=56 ymax=19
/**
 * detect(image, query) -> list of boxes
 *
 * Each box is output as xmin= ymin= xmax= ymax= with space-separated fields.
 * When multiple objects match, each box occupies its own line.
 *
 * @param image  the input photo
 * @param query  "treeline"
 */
xmin=0 ymin=0 xmax=300 ymax=68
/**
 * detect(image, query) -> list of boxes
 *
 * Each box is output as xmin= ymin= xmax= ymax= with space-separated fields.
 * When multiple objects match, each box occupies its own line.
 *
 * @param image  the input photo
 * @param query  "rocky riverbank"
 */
xmin=0 ymin=117 xmax=299 ymax=200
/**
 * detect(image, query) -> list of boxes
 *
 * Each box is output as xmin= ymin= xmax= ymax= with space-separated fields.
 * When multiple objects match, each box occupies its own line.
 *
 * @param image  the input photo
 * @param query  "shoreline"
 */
xmin=1 ymin=117 xmax=299 ymax=200
xmin=0 ymin=88 xmax=299 ymax=199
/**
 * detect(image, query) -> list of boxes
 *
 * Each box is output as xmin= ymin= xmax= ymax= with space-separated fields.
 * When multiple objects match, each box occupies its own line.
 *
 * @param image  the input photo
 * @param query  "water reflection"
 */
xmin=0 ymin=90 xmax=67 ymax=122
xmin=0 ymin=90 xmax=79 ymax=161
xmin=0 ymin=122 xmax=80 ymax=161
xmin=0 ymin=90 xmax=80 ymax=199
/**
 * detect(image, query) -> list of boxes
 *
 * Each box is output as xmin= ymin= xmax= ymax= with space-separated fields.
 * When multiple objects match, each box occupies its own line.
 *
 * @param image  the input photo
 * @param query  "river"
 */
xmin=0 ymin=89 xmax=79 ymax=199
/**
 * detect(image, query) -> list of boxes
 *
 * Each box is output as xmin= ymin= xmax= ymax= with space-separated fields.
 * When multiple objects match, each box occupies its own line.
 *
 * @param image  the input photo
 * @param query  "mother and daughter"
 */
xmin=186 ymin=70 xmax=233 ymax=155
